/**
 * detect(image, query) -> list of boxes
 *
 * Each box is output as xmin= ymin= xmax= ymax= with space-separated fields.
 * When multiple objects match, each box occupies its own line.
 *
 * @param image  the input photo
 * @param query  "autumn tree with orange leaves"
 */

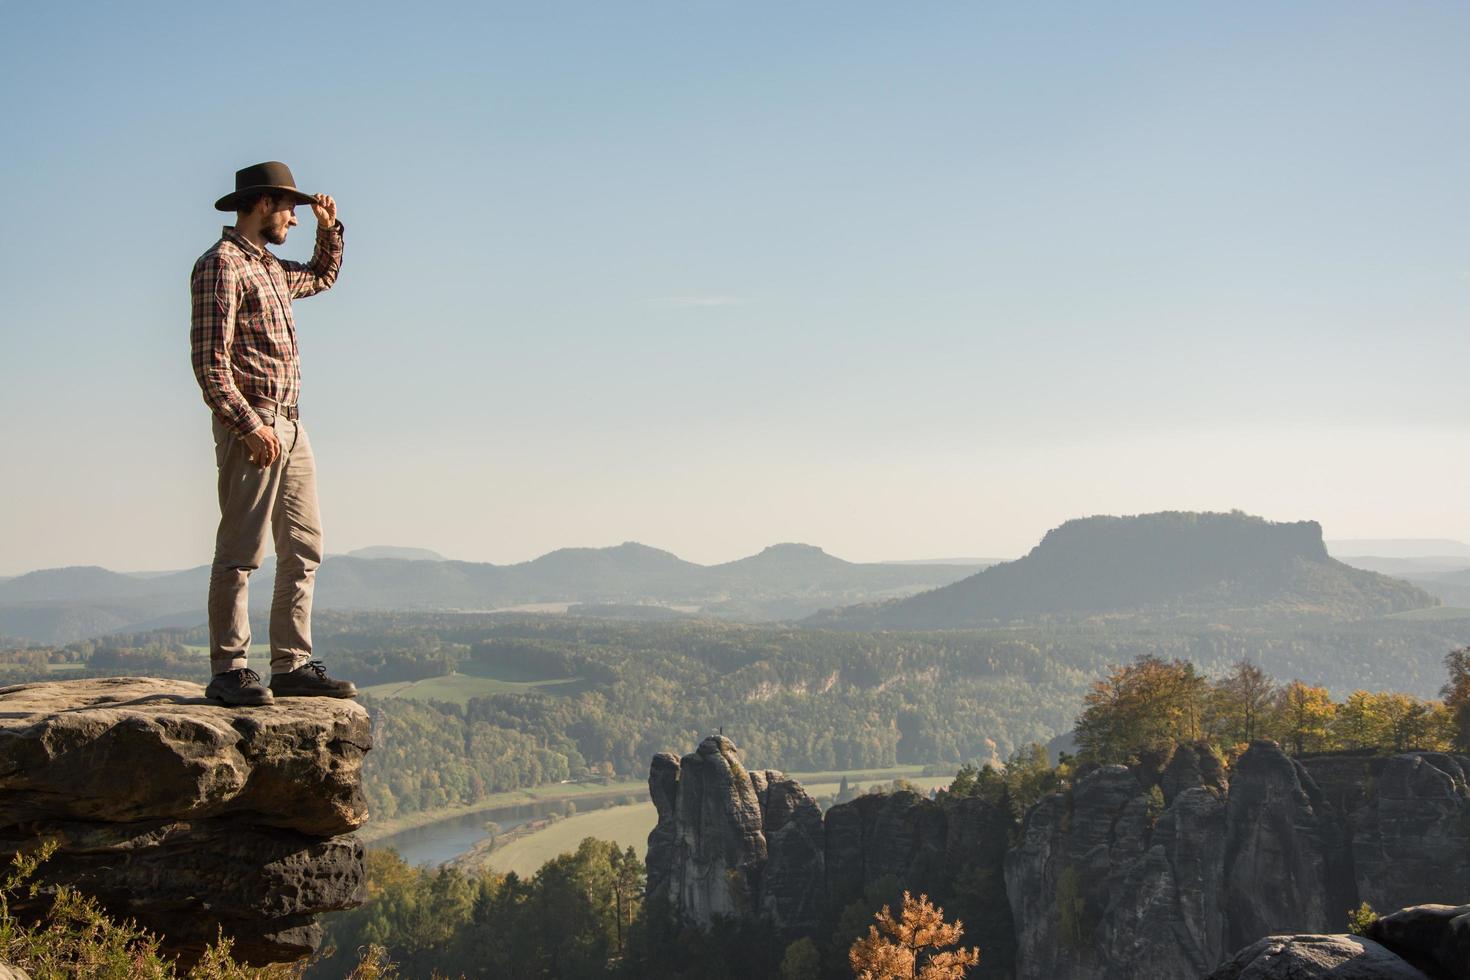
xmin=848 ymin=890 xmax=981 ymax=980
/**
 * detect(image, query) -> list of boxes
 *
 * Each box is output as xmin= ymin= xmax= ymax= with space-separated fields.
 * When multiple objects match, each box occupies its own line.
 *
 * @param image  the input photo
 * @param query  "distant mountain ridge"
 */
xmin=811 ymin=511 xmax=1438 ymax=629
xmin=345 ymin=545 xmax=446 ymax=561
xmin=0 ymin=543 xmax=982 ymax=644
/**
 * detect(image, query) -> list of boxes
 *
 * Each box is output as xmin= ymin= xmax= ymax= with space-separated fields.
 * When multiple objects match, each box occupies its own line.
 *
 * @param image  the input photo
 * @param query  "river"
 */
xmin=371 ymin=790 xmax=640 ymax=867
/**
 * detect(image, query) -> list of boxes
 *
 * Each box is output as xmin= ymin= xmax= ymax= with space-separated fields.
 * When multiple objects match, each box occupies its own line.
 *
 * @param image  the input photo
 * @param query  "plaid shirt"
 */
xmin=190 ymin=222 xmax=344 ymax=437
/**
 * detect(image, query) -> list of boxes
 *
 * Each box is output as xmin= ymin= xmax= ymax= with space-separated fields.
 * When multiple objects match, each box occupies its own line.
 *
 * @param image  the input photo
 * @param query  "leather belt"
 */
xmin=247 ymin=396 xmax=300 ymax=421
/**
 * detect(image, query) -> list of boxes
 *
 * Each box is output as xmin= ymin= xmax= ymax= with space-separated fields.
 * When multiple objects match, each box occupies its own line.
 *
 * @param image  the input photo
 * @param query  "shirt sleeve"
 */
xmin=280 ymin=221 xmax=344 ymax=299
xmin=190 ymin=253 xmax=263 ymax=438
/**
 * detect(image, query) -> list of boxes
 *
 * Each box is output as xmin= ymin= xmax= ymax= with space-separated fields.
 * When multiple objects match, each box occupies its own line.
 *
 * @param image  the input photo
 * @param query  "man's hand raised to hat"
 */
xmin=312 ymin=194 xmax=337 ymax=229
xmin=243 ymin=425 xmax=281 ymax=468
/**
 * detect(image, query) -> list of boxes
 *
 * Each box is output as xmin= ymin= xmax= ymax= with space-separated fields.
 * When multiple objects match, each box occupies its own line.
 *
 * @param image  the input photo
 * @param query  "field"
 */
xmin=359 ymin=779 xmax=651 ymax=843
xmin=482 ymin=802 xmax=658 ymax=877
xmin=476 ymin=774 xmax=954 ymax=877
xmin=361 ymin=671 xmax=587 ymax=704
xmin=1384 ymin=606 xmax=1470 ymax=622
xmin=178 ymin=645 xmax=587 ymax=703
xmin=182 ymin=643 xmax=266 ymax=656
xmin=363 ymin=764 xmax=948 ymax=847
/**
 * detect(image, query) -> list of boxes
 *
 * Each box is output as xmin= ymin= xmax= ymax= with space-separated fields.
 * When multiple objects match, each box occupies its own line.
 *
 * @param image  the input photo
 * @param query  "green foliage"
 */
xmin=0 ymin=842 xmax=386 ymax=979
xmin=37 ymin=611 xmax=1470 ymax=830
xmin=1055 ymin=866 xmax=1087 ymax=949
xmin=779 ymin=937 xmax=820 ymax=979
xmin=1276 ymin=680 xmax=1335 ymax=755
xmin=1347 ymin=902 xmax=1378 ymax=936
xmin=314 ymin=839 xmax=646 ymax=980
xmin=947 ymin=765 xmax=978 ymax=798
xmin=1074 ymin=656 xmax=1210 ymax=764
xmin=1144 ymin=785 xmax=1165 ymax=827
xmin=831 ymin=875 xmax=904 ymax=972
xmin=1442 ymin=648 xmax=1470 ymax=752
xmin=1330 ymin=691 xmax=1453 ymax=752
xmin=1074 ymin=655 xmax=1460 ymax=763
xmin=999 ymin=745 xmax=1062 ymax=821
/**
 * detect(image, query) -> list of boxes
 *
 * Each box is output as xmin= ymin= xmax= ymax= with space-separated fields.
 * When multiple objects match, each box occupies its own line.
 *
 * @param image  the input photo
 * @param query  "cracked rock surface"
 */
xmin=0 ymin=677 xmax=370 ymax=965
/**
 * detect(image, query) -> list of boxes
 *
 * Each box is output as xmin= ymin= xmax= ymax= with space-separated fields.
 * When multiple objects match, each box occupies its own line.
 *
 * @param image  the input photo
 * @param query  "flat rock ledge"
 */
xmin=1206 ymin=905 xmax=1470 ymax=980
xmin=0 ymin=677 xmax=372 ymax=966
xmin=1204 ymin=934 xmax=1433 ymax=979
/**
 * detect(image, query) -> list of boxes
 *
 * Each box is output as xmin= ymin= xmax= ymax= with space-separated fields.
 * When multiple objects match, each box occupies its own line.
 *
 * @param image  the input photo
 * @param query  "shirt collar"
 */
xmin=221 ymin=226 xmax=271 ymax=260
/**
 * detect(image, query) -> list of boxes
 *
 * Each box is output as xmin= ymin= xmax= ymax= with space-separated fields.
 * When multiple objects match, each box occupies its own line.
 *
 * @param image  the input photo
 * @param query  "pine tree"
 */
xmin=848 ymin=891 xmax=980 ymax=980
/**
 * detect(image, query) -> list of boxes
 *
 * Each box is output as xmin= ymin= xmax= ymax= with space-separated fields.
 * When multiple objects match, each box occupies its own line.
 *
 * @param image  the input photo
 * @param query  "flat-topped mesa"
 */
xmin=0 ymin=677 xmax=372 ymax=966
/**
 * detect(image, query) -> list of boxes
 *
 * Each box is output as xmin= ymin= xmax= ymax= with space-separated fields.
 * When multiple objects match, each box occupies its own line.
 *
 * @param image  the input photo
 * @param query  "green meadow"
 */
xmin=361 ymin=660 xmax=588 ymax=704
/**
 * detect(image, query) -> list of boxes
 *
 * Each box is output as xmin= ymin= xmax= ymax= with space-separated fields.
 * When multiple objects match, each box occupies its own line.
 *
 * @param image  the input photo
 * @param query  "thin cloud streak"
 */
xmin=647 ymin=295 xmax=743 ymax=309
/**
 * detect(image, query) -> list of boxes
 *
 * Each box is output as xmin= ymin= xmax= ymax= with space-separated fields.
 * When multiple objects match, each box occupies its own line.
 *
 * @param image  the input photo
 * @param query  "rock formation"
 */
xmin=1206 ymin=933 xmax=1434 ymax=979
xmin=1347 ymin=754 xmax=1470 ymax=913
xmin=1006 ymin=741 xmax=1468 ymax=980
xmin=646 ymin=736 xmax=1470 ymax=980
xmin=1365 ymin=904 xmax=1470 ymax=980
xmin=1222 ymin=742 xmax=1354 ymax=953
xmin=646 ymin=735 xmax=824 ymax=936
xmin=1206 ymin=904 xmax=1470 ymax=980
xmin=0 ymin=677 xmax=371 ymax=965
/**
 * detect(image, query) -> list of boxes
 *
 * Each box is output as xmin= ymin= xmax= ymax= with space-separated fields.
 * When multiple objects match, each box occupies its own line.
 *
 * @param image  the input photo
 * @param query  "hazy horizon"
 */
xmin=4 ymin=3 xmax=1469 ymax=576
xmin=8 ymin=520 xmax=1470 ymax=579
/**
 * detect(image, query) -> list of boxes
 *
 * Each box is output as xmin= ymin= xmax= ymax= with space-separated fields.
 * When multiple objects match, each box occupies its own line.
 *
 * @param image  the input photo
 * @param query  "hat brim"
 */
xmin=214 ymin=185 xmax=317 ymax=212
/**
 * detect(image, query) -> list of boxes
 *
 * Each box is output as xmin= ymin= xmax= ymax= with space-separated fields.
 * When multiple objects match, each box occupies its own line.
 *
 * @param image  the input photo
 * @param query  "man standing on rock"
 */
xmin=190 ymin=161 xmax=357 ymax=706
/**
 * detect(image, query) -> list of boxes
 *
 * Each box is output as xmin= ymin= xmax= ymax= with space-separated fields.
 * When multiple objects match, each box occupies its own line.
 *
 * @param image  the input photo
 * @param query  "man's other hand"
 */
xmin=313 ymin=194 xmax=338 ymax=228
xmin=243 ymin=425 xmax=281 ymax=467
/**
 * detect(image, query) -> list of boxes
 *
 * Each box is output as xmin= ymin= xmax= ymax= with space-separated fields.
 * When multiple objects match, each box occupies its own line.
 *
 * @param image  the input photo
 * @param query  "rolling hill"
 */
xmin=0 ymin=544 xmax=982 ymax=644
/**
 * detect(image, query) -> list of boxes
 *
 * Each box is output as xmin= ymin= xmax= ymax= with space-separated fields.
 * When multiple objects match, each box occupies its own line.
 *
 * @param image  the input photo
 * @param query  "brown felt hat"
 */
xmin=214 ymin=161 xmax=317 ymax=211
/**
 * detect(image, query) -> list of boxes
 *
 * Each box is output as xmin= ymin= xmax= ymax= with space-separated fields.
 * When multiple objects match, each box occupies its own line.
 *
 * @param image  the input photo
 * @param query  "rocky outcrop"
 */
xmin=750 ymin=768 xmax=826 ymax=934
xmin=1205 ymin=934 xmax=1434 ymax=979
xmin=1207 ymin=904 xmax=1470 ymax=980
xmin=0 ymin=677 xmax=371 ymax=965
xmin=647 ymin=737 xmax=1470 ymax=979
xmin=645 ymin=735 xmax=825 ymax=934
xmin=1365 ymin=904 xmax=1470 ymax=980
xmin=1005 ymin=740 xmax=1470 ymax=980
xmin=1223 ymin=742 xmax=1354 ymax=952
xmin=1006 ymin=755 xmax=1231 ymax=980
xmin=1350 ymin=755 xmax=1470 ymax=913
xmin=825 ymin=788 xmax=949 ymax=910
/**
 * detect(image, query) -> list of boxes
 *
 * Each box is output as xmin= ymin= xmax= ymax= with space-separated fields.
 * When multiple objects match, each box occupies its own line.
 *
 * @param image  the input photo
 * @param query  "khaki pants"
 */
xmin=207 ymin=412 xmax=323 ymax=675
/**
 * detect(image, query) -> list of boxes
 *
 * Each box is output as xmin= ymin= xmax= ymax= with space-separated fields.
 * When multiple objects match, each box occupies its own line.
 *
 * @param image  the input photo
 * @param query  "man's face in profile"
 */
xmin=260 ymin=197 xmax=299 ymax=245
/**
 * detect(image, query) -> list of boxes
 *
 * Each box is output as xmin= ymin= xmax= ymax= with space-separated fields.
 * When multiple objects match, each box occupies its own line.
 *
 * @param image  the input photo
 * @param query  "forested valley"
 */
xmin=304 ymin=649 xmax=1470 ymax=979
xmin=3 ymin=609 xmax=1468 ymax=823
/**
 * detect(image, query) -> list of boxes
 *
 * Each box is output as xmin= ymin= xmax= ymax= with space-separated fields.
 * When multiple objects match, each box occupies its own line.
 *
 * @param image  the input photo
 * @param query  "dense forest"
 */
xmin=4 ymin=609 xmax=1468 ymax=825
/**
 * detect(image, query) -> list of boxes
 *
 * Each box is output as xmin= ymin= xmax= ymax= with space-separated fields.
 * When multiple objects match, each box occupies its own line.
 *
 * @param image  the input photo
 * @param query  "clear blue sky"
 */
xmin=2 ymin=1 xmax=1468 ymax=574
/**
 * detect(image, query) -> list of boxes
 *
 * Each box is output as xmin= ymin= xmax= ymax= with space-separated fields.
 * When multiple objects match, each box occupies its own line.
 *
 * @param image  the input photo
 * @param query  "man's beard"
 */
xmin=263 ymin=223 xmax=289 ymax=245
